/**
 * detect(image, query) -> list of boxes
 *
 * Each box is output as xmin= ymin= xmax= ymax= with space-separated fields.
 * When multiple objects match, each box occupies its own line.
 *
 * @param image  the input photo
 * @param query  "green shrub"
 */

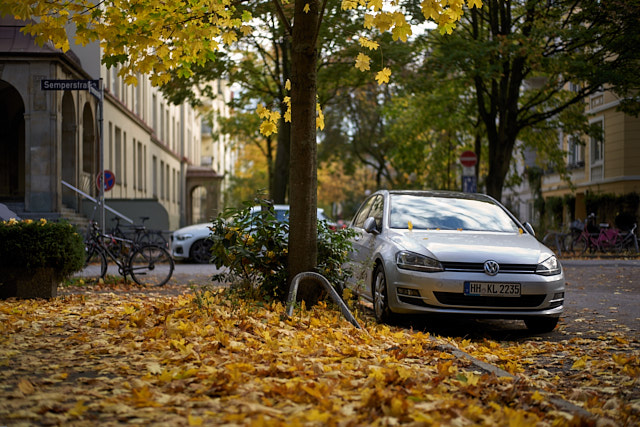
xmin=0 ymin=218 xmax=85 ymax=278
xmin=208 ymin=199 xmax=356 ymax=301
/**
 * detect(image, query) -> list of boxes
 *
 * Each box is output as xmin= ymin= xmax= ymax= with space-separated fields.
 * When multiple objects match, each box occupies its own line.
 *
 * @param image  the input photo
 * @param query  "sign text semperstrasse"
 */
xmin=40 ymin=79 xmax=100 ymax=91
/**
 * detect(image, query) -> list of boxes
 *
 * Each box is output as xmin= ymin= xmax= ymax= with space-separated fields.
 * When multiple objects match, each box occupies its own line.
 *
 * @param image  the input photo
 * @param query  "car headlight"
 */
xmin=536 ymin=255 xmax=561 ymax=276
xmin=174 ymin=233 xmax=193 ymax=241
xmin=396 ymin=251 xmax=443 ymax=272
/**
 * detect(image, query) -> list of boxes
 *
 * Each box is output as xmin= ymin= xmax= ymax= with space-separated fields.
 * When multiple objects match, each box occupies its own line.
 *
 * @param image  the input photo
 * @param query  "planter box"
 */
xmin=0 ymin=267 xmax=61 ymax=299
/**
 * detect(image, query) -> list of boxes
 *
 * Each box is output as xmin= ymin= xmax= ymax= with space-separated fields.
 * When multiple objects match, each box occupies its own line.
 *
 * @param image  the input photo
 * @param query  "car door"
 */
xmin=348 ymin=194 xmax=384 ymax=298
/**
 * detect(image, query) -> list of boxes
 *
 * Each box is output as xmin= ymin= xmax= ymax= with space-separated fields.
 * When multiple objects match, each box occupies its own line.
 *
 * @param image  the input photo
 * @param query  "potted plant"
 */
xmin=0 ymin=218 xmax=85 ymax=299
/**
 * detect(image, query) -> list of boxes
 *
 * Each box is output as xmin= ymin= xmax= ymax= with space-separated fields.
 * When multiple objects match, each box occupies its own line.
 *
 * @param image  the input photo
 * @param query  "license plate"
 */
xmin=464 ymin=282 xmax=521 ymax=297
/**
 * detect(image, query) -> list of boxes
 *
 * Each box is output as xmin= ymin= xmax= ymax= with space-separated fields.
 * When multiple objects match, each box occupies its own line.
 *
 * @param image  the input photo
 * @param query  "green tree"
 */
xmin=423 ymin=0 xmax=640 ymax=201
xmin=1 ymin=0 xmax=478 ymax=304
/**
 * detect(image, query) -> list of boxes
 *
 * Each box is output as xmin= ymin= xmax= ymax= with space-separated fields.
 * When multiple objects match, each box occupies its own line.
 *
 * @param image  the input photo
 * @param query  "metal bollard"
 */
xmin=285 ymin=272 xmax=362 ymax=329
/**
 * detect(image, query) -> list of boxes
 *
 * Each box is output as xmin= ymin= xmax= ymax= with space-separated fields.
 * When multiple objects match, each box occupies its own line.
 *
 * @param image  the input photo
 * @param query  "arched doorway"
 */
xmin=61 ymin=92 xmax=77 ymax=208
xmin=81 ymin=102 xmax=97 ymax=197
xmin=191 ymin=186 xmax=207 ymax=223
xmin=0 ymin=80 xmax=25 ymax=201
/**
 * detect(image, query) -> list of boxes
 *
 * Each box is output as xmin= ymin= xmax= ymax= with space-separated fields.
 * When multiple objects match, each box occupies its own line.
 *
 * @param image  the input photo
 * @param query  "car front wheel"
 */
xmin=190 ymin=239 xmax=213 ymax=264
xmin=524 ymin=317 xmax=559 ymax=333
xmin=373 ymin=264 xmax=393 ymax=324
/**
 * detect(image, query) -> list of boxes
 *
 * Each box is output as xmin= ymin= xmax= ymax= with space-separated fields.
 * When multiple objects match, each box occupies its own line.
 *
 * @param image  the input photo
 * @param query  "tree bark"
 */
xmin=288 ymin=0 xmax=321 ymax=303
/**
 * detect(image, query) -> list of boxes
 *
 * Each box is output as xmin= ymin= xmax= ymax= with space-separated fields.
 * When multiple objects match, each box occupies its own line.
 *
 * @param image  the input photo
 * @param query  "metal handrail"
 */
xmin=61 ymin=180 xmax=133 ymax=224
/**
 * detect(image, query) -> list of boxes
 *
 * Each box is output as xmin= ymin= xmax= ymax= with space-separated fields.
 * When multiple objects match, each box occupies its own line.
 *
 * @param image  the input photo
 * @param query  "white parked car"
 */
xmin=346 ymin=190 xmax=565 ymax=333
xmin=171 ymin=204 xmax=333 ymax=263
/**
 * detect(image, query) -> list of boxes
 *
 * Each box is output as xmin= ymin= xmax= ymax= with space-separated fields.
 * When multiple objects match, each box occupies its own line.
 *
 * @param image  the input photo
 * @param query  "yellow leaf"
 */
xmin=304 ymin=3 xmax=310 ymax=13
xmin=260 ymin=121 xmax=278 ymax=136
xmin=222 ymin=30 xmax=237 ymax=45
xmin=67 ymin=400 xmax=89 ymax=417
xmin=316 ymin=104 xmax=325 ymax=130
xmin=571 ymin=356 xmax=589 ymax=370
xmin=355 ymin=53 xmax=371 ymax=71
xmin=408 ymin=221 xmax=413 ymax=231
xmin=188 ymin=414 xmax=203 ymax=426
xmin=18 ymin=378 xmax=35 ymax=395
xmin=359 ymin=37 xmax=379 ymax=50
xmin=341 ymin=0 xmax=358 ymax=10
xmin=531 ymin=390 xmax=544 ymax=402
xmin=285 ymin=79 xmax=291 ymax=90
xmin=467 ymin=0 xmax=483 ymax=8
xmin=375 ymin=67 xmax=391 ymax=84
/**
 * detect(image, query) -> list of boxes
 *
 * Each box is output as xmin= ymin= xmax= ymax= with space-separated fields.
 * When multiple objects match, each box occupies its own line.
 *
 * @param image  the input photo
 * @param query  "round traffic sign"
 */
xmin=460 ymin=150 xmax=477 ymax=167
xmin=96 ymin=170 xmax=116 ymax=192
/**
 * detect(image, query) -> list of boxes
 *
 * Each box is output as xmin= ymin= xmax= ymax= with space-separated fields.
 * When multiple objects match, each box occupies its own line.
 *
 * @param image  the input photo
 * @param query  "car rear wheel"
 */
xmin=524 ymin=317 xmax=559 ymax=333
xmin=190 ymin=239 xmax=213 ymax=264
xmin=373 ymin=264 xmax=393 ymax=323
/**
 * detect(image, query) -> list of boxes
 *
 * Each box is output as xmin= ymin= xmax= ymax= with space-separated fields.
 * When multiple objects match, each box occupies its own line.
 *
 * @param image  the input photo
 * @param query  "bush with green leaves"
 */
xmin=0 ymin=218 xmax=85 ymax=278
xmin=209 ymin=199 xmax=356 ymax=301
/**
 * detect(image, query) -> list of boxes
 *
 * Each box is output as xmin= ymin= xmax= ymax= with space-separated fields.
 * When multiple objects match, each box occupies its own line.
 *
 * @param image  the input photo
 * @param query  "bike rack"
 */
xmin=285 ymin=272 xmax=362 ymax=329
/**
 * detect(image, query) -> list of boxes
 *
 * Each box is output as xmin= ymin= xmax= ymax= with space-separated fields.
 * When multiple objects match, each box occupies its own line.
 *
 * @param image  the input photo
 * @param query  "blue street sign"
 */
xmin=97 ymin=170 xmax=116 ymax=192
xmin=462 ymin=175 xmax=477 ymax=193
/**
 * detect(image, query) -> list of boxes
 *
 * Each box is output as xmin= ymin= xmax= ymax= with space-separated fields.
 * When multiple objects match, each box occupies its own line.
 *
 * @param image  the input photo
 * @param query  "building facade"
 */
xmin=0 ymin=17 xmax=227 ymax=231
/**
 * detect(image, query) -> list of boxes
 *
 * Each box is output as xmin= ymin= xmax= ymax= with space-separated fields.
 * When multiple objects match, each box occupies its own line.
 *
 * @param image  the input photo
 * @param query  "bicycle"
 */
xmin=110 ymin=216 xmax=168 ymax=248
xmin=569 ymin=215 xmax=639 ymax=255
xmin=85 ymin=220 xmax=174 ymax=286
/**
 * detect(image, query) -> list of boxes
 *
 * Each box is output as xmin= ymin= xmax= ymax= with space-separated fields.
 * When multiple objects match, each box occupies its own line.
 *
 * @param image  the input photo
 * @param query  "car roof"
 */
xmin=378 ymin=189 xmax=497 ymax=203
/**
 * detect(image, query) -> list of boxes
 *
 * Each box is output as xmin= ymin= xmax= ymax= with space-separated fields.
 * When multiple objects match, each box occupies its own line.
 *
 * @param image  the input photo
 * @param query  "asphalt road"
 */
xmin=77 ymin=259 xmax=640 ymax=340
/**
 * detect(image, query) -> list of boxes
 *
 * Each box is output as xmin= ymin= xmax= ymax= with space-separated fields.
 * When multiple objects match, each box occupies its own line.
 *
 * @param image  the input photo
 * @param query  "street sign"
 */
xmin=41 ymin=79 xmax=100 ymax=91
xmin=460 ymin=150 xmax=477 ymax=167
xmin=462 ymin=175 xmax=477 ymax=193
xmin=96 ymin=170 xmax=116 ymax=192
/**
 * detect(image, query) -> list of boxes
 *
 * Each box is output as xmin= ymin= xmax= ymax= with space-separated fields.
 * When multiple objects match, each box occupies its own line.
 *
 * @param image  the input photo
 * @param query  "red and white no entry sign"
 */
xmin=460 ymin=150 xmax=477 ymax=167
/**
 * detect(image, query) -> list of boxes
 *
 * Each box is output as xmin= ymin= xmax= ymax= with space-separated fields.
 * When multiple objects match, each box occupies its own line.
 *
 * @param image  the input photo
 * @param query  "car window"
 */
xmin=369 ymin=196 xmax=384 ymax=230
xmin=389 ymin=194 xmax=521 ymax=232
xmin=351 ymin=196 xmax=376 ymax=228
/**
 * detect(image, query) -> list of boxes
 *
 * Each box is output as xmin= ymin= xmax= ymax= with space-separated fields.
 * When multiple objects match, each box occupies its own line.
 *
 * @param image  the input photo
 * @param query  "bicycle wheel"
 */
xmin=128 ymin=244 xmax=174 ymax=287
xmin=138 ymin=231 xmax=168 ymax=248
xmin=85 ymin=246 xmax=108 ymax=279
xmin=571 ymin=234 xmax=588 ymax=254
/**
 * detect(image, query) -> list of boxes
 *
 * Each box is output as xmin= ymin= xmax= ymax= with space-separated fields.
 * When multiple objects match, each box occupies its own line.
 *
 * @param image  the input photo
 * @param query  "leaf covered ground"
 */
xmin=1 ymin=281 xmax=638 ymax=426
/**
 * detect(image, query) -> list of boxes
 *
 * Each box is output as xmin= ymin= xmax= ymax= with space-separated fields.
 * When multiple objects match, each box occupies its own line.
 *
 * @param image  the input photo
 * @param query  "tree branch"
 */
xmin=271 ymin=0 xmax=292 ymax=36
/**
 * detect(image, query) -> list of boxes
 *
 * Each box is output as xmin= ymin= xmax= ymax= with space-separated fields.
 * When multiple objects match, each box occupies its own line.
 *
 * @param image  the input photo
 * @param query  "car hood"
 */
xmin=389 ymin=230 xmax=552 ymax=264
xmin=173 ymin=223 xmax=213 ymax=236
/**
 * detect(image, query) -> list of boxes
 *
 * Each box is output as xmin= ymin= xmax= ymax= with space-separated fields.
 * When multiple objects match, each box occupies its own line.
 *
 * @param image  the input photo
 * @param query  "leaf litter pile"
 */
xmin=1 ymin=282 xmax=638 ymax=426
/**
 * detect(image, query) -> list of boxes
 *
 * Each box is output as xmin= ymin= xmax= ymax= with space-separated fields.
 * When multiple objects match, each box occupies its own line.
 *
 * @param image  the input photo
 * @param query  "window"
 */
xmin=160 ymin=160 xmax=165 ymax=200
xmin=152 ymin=156 xmax=158 ymax=198
xmin=590 ymin=120 xmax=604 ymax=181
xmin=137 ymin=142 xmax=143 ymax=190
xmin=352 ymin=196 xmax=377 ymax=228
xmin=567 ymin=136 xmax=584 ymax=169
xmin=123 ymin=132 xmax=127 ymax=187
xmin=115 ymin=127 xmax=122 ymax=184
xmin=152 ymin=94 xmax=157 ymax=132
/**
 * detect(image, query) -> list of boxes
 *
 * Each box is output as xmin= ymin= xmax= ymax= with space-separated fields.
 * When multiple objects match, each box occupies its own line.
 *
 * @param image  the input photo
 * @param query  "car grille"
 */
xmin=440 ymin=262 xmax=537 ymax=274
xmin=432 ymin=292 xmax=546 ymax=307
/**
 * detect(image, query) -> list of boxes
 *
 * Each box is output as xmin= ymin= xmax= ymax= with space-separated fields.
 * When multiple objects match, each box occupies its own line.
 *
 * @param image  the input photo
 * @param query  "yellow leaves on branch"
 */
xmin=346 ymin=0 xmax=483 ymax=84
xmin=257 ymin=79 xmax=324 ymax=137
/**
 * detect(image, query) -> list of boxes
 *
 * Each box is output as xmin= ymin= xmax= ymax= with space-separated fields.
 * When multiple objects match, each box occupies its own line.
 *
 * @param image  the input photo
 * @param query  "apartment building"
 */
xmin=0 ymin=16 xmax=227 ymax=230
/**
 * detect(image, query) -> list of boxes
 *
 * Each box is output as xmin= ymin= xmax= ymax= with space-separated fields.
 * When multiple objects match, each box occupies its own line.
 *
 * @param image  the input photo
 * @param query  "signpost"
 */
xmin=42 ymin=78 xmax=105 ymax=231
xmin=460 ymin=150 xmax=478 ymax=193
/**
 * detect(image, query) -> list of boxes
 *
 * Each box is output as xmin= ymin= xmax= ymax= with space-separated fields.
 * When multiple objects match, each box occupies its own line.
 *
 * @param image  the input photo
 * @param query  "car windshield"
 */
xmin=389 ymin=194 xmax=521 ymax=232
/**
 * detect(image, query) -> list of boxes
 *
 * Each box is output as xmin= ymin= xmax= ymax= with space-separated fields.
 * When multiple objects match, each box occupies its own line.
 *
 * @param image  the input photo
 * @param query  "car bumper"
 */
xmin=384 ymin=262 xmax=565 ymax=318
xmin=171 ymin=240 xmax=190 ymax=261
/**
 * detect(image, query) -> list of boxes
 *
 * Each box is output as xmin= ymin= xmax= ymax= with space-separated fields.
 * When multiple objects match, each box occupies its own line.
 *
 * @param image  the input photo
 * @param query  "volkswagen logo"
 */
xmin=483 ymin=260 xmax=500 ymax=276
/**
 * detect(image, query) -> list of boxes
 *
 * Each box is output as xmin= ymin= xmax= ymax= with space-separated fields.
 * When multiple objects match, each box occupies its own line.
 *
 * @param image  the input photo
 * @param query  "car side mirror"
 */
xmin=363 ymin=217 xmax=379 ymax=235
xmin=523 ymin=222 xmax=535 ymax=236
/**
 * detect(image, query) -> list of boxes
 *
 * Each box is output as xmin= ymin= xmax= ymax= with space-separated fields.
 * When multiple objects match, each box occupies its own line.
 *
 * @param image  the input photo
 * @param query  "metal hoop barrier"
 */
xmin=285 ymin=272 xmax=362 ymax=329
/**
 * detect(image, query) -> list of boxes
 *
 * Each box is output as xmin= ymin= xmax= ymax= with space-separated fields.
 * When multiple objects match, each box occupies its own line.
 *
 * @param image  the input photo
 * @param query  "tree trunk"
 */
xmin=288 ymin=0 xmax=321 ymax=304
xmin=273 ymin=37 xmax=291 ymax=204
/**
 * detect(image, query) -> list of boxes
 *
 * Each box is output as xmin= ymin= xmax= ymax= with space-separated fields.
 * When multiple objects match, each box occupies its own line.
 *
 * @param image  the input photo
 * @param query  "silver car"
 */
xmin=346 ymin=190 xmax=564 ymax=332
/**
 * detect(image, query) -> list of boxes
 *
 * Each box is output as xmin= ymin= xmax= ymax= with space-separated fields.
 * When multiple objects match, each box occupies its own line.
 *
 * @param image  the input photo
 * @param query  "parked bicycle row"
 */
xmin=542 ymin=213 xmax=639 ymax=257
xmin=84 ymin=218 xmax=174 ymax=286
